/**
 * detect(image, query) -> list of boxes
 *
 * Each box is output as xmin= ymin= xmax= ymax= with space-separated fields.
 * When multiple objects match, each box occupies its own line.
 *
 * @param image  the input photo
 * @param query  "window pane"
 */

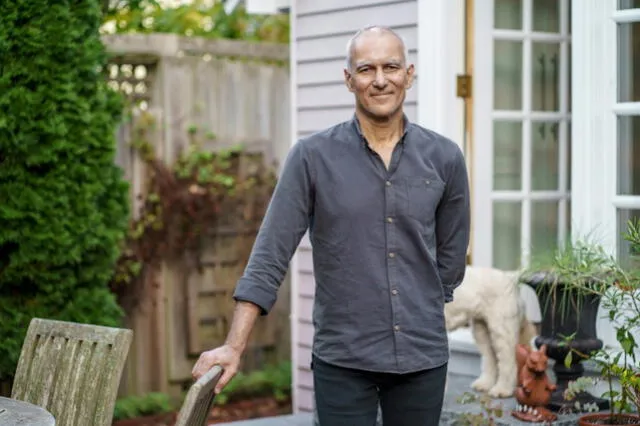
xmin=533 ymin=0 xmax=560 ymax=33
xmin=495 ymin=0 xmax=522 ymax=30
xmin=618 ymin=22 xmax=640 ymax=102
xmin=617 ymin=208 xmax=640 ymax=269
xmin=531 ymin=201 xmax=559 ymax=258
xmin=617 ymin=116 xmax=640 ymax=195
xmin=618 ymin=0 xmax=640 ymax=9
xmin=493 ymin=202 xmax=522 ymax=269
xmin=532 ymin=42 xmax=561 ymax=111
xmin=494 ymin=40 xmax=523 ymax=110
xmin=494 ymin=121 xmax=522 ymax=190
xmin=531 ymin=121 xmax=559 ymax=190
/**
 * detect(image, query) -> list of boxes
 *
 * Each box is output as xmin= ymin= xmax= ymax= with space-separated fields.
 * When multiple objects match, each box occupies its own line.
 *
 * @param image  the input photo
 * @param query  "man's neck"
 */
xmin=356 ymin=110 xmax=405 ymax=149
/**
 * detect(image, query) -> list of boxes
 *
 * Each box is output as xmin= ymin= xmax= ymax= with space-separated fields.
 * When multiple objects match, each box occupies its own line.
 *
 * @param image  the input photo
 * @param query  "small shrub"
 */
xmin=216 ymin=361 xmax=292 ymax=405
xmin=113 ymin=392 xmax=176 ymax=421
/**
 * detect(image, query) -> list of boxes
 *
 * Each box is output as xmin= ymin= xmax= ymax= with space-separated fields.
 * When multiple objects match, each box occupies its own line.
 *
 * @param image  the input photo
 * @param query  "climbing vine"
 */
xmin=108 ymin=111 xmax=277 ymax=311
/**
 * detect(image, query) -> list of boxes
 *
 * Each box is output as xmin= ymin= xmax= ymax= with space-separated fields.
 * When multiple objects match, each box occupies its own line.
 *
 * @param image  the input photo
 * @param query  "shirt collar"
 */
xmin=350 ymin=113 xmax=411 ymax=147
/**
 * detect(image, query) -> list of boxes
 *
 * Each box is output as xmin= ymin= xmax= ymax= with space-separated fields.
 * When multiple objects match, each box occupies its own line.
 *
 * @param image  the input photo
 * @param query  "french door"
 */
xmin=471 ymin=0 xmax=573 ymax=269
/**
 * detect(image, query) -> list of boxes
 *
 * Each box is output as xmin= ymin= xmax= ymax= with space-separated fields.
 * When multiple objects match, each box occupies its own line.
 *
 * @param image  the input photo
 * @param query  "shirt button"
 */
xmin=385 ymin=181 xmax=391 ymax=187
xmin=386 ymin=217 xmax=393 ymax=223
xmin=388 ymin=252 xmax=395 ymax=258
xmin=391 ymin=289 xmax=398 ymax=295
xmin=394 ymin=325 xmax=400 ymax=332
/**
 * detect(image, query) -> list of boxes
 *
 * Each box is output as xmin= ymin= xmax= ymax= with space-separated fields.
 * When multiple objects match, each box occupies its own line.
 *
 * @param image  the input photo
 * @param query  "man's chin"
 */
xmin=363 ymin=106 xmax=401 ymax=122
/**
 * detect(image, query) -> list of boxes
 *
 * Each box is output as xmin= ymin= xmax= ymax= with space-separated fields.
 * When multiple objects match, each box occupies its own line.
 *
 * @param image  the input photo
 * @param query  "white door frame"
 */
xmin=472 ymin=2 xmax=494 ymax=267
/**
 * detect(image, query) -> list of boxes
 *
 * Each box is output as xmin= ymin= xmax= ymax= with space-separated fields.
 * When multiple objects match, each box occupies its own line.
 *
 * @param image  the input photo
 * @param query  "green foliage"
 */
xmin=525 ymin=230 xmax=640 ymax=322
xmin=558 ymin=219 xmax=640 ymax=417
xmin=102 ymin=0 xmax=161 ymax=17
xmin=113 ymin=392 xmax=176 ymax=420
xmin=216 ymin=361 xmax=292 ymax=405
xmin=455 ymin=392 xmax=504 ymax=425
xmin=102 ymin=0 xmax=289 ymax=44
xmin=0 ymin=0 xmax=130 ymax=379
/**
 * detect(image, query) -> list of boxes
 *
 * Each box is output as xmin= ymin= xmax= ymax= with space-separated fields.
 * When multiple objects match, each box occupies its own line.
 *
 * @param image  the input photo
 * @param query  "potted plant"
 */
xmin=520 ymin=239 xmax=616 ymax=411
xmin=559 ymin=219 xmax=640 ymax=425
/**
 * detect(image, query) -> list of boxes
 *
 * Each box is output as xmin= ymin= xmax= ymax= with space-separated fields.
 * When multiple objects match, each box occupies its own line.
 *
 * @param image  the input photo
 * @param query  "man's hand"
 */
xmin=192 ymin=344 xmax=241 ymax=394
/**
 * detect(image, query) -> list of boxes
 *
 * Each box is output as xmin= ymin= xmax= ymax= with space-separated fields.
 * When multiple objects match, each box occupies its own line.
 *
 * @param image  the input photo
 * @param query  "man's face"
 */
xmin=344 ymin=32 xmax=415 ymax=122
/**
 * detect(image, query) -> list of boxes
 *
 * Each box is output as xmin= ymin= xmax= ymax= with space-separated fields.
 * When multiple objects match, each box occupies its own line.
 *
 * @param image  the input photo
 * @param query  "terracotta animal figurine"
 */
xmin=511 ymin=343 xmax=558 ymax=423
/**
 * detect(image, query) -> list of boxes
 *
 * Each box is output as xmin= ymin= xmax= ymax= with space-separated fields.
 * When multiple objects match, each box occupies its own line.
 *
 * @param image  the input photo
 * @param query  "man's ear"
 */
xmin=405 ymin=64 xmax=415 ymax=90
xmin=344 ymin=69 xmax=355 ymax=93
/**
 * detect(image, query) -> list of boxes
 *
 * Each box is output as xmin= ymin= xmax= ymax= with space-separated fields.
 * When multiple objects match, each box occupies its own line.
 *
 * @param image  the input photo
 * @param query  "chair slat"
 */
xmin=49 ymin=339 xmax=79 ymax=420
xmin=77 ymin=342 xmax=109 ymax=423
xmin=36 ymin=336 xmax=65 ymax=409
xmin=58 ymin=339 xmax=93 ymax=425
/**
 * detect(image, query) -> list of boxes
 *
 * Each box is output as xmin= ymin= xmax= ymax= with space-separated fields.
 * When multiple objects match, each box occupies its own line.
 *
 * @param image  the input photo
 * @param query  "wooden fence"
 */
xmin=104 ymin=33 xmax=291 ymax=398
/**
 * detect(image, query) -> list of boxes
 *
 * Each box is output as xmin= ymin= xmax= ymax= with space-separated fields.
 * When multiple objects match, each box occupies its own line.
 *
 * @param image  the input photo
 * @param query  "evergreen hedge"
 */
xmin=0 ymin=1 xmax=130 ymax=379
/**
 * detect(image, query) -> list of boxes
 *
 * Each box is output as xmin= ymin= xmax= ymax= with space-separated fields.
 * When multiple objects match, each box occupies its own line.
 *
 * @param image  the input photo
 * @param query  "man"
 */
xmin=192 ymin=25 xmax=471 ymax=425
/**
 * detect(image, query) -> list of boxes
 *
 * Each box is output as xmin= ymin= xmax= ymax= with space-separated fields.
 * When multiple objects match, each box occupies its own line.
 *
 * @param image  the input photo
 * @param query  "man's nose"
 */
xmin=373 ymin=69 xmax=387 ymax=88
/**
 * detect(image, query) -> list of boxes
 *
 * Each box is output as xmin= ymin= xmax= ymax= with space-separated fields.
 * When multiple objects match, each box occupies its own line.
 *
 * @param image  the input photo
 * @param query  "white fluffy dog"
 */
xmin=444 ymin=266 xmax=539 ymax=398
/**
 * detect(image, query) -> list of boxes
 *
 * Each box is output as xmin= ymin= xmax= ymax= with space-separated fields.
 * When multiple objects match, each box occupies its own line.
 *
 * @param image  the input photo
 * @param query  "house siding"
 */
xmin=292 ymin=0 xmax=419 ymax=413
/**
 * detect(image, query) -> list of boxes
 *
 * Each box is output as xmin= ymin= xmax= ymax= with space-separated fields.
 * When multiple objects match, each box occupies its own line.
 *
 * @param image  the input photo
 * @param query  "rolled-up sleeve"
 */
xmin=435 ymin=146 xmax=470 ymax=302
xmin=232 ymin=140 xmax=314 ymax=315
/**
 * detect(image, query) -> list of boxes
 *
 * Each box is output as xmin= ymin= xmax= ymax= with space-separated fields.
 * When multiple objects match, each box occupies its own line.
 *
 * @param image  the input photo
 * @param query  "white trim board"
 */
xmin=289 ymin=0 xmax=300 ymax=413
xmin=417 ymin=0 xmax=465 ymax=147
xmin=570 ymin=0 xmax=617 ymax=254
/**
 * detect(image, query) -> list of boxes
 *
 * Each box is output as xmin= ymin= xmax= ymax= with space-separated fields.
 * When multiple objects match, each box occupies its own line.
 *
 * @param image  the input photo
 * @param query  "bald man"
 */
xmin=192 ymin=25 xmax=471 ymax=426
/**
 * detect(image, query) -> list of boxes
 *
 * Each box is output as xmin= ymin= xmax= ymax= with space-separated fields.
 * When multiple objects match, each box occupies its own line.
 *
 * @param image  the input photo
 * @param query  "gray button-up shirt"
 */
xmin=233 ymin=115 xmax=470 ymax=374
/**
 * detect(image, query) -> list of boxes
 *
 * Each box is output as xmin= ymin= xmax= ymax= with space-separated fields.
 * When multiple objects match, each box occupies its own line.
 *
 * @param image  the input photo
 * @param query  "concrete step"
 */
xmin=221 ymin=413 xmax=313 ymax=425
xmin=446 ymin=328 xmax=482 ymax=378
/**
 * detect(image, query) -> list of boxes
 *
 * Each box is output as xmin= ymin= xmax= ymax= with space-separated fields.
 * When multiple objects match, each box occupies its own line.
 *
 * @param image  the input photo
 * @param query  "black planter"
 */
xmin=523 ymin=271 xmax=610 ymax=413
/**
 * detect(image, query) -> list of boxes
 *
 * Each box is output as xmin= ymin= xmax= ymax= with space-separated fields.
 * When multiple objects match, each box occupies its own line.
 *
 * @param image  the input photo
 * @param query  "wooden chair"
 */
xmin=175 ymin=365 xmax=223 ymax=426
xmin=11 ymin=317 xmax=133 ymax=426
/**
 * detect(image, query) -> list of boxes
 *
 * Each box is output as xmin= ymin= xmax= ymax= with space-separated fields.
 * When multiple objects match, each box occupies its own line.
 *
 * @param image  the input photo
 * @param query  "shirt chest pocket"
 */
xmin=404 ymin=177 xmax=446 ymax=224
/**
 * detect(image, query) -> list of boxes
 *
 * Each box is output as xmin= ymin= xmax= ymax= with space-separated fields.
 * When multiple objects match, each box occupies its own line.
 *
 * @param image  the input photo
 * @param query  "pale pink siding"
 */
xmin=292 ymin=0 xmax=419 ymax=413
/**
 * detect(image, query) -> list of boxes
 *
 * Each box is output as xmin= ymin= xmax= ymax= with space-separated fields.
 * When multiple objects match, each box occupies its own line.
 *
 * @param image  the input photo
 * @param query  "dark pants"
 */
xmin=312 ymin=355 xmax=448 ymax=426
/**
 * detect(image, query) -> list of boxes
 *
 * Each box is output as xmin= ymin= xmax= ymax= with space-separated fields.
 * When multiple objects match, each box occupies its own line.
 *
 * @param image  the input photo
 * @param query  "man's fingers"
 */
xmin=192 ymin=354 xmax=215 ymax=380
xmin=192 ymin=359 xmax=203 ymax=379
xmin=215 ymin=370 xmax=235 ymax=394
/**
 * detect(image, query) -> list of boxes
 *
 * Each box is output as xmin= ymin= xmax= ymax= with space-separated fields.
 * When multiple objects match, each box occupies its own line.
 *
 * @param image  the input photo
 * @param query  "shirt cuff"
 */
xmin=232 ymin=277 xmax=277 ymax=316
xmin=444 ymin=292 xmax=454 ymax=303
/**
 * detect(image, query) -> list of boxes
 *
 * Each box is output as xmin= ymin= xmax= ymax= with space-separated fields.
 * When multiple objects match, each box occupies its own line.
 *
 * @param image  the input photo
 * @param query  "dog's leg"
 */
xmin=470 ymin=320 xmax=498 ymax=393
xmin=486 ymin=316 xmax=519 ymax=398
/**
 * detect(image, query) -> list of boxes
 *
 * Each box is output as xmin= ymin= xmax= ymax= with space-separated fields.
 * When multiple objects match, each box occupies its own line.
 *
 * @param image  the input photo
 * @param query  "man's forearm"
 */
xmin=436 ymin=146 xmax=471 ymax=301
xmin=224 ymin=301 xmax=261 ymax=353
